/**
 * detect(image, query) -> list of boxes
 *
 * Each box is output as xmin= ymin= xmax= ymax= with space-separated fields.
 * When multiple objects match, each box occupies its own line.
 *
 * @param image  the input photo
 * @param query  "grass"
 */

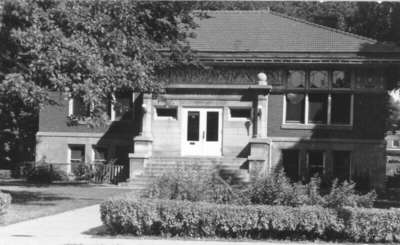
xmin=0 ymin=179 xmax=134 ymax=225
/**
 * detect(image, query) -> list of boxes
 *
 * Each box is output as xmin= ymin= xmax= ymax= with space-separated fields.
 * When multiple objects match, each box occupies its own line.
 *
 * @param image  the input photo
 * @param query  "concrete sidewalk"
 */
xmin=0 ymin=204 xmax=330 ymax=245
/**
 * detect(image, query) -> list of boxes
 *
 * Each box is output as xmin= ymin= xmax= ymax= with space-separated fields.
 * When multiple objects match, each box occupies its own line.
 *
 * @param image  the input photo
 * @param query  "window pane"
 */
xmin=156 ymin=108 xmax=177 ymax=119
xmin=282 ymin=150 xmax=299 ymax=182
xmin=287 ymin=70 xmax=305 ymax=89
xmin=308 ymin=151 xmax=324 ymax=177
xmin=310 ymin=71 xmax=329 ymax=89
xmin=93 ymin=146 xmax=108 ymax=162
xmin=333 ymin=71 xmax=351 ymax=89
xmin=230 ymin=108 xmax=251 ymax=119
xmin=285 ymin=93 xmax=305 ymax=123
xmin=187 ymin=111 xmax=199 ymax=141
xmin=115 ymin=94 xmax=132 ymax=120
xmin=333 ymin=151 xmax=351 ymax=182
xmin=308 ymin=94 xmax=327 ymax=124
xmin=73 ymin=97 xmax=90 ymax=117
xmin=206 ymin=112 xmax=219 ymax=142
xmin=70 ymin=145 xmax=85 ymax=163
xmin=331 ymin=94 xmax=351 ymax=124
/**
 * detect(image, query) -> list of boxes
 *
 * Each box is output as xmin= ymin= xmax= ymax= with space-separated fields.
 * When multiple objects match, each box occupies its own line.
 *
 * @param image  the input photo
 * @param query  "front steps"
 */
xmin=120 ymin=157 xmax=249 ymax=191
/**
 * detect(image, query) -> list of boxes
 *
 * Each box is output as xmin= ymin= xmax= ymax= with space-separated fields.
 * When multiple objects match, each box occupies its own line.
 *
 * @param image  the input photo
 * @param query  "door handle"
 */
xmin=202 ymin=131 xmax=205 ymax=139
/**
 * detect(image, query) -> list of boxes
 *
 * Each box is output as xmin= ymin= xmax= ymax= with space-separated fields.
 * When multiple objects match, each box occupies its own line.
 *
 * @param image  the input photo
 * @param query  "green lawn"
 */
xmin=0 ymin=180 xmax=134 ymax=225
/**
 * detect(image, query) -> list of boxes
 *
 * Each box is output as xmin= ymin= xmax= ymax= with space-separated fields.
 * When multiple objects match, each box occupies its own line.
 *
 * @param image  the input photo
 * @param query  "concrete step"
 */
xmin=121 ymin=157 xmax=249 ymax=189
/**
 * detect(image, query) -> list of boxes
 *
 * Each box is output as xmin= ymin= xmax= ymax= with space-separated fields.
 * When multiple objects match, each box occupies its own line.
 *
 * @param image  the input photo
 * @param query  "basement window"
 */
xmin=229 ymin=108 xmax=251 ymax=120
xmin=155 ymin=108 xmax=177 ymax=120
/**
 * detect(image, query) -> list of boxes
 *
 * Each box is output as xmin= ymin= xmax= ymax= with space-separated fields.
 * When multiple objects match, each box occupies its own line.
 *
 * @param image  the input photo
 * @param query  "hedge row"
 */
xmin=0 ymin=191 xmax=12 ymax=215
xmin=100 ymin=198 xmax=400 ymax=243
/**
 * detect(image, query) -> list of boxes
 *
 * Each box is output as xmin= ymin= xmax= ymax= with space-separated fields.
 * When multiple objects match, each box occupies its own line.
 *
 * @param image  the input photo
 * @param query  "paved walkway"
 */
xmin=0 ymin=205 xmax=331 ymax=245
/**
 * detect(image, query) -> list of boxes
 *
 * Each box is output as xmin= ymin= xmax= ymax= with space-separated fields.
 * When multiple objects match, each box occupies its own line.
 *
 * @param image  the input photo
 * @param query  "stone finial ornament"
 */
xmin=257 ymin=72 xmax=268 ymax=85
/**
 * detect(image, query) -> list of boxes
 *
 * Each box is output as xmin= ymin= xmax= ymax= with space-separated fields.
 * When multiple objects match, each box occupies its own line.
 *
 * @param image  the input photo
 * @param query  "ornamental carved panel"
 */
xmin=159 ymin=67 xmax=282 ymax=85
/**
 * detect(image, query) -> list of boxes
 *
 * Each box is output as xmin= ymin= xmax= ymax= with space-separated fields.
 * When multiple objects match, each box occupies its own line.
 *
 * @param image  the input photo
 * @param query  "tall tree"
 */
xmin=0 ymin=0 xmax=198 ymax=165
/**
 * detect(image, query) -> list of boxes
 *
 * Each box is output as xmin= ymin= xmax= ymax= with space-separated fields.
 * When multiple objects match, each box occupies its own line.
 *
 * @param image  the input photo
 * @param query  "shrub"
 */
xmin=141 ymin=165 xmax=247 ymax=205
xmin=72 ymin=163 xmax=94 ymax=181
xmin=338 ymin=207 xmax=400 ymax=243
xmin=0 ymin=191 xmax=12 ymax=215
xmin=100 ymin=197 xmax=343 ymax=240
xmin=249 ymin=170 xmax=325 ymax=206
xmin=27 ymin=164 xmax=69 ymax=184
xmin=248 ymin=170 xmax=376 ymax=208
xmin=324 ymin=180 xmax=376 ymax=208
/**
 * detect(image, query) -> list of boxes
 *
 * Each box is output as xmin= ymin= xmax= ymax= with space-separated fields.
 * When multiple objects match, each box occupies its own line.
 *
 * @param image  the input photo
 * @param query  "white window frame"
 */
xmin=68 ymin=97 xmax=92 ymax=118
xmin=282 ymin=93 xmax=354 ymax=128
xmin=154 ymin=107 xmax=178 ymax=120
xmin=228 ymin=107 xmax=252 ymax=121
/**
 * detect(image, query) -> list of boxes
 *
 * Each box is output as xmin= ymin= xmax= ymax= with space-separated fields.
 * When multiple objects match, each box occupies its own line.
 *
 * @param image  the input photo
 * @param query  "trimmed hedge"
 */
xmin=339 ymin=207 xmax=400 ymax=243
xmin=100 ymin=197 xmax=400 ymax=242
xmin=100 ymin=197 xmax=343 ymax=240
xmin=0 ymin=191 xmax=12 ymax=215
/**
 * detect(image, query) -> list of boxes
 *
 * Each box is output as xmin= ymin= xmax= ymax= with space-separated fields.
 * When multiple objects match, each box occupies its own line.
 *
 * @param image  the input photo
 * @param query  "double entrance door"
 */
xmin=182 ymin=108 xmax=222 ymax=156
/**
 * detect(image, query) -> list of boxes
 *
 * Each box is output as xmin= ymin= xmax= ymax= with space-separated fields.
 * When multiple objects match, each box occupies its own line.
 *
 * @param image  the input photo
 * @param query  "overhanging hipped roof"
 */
xmin=187 ymin=10 xmax=400 ymax=64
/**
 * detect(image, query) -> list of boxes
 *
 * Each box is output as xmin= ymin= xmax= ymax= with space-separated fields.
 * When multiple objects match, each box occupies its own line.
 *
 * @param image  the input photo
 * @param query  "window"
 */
xmin=69 ymin=145 xmax=85 ymax=164
xmin=393 ymin=140 xmax=400 ymax=148
xmin=332 ymin=70 xmax=351 ymax=89
xmin=93 ymin=146 xmax=108 ymax=163
xmin=333 ymin=151 xmax=351 ymax=182
xmin=310 ymin=70 xmax=329 ymax=89
xmin=282 ymin=150 xmax=300 ymax=182
xmin=187 ymin=111 xmax=200 ymax=141
xmin=285 ymin=94 xmax=305 ymax=123
xmin=69 ymin=97 xmax=90 ymax=117
xmin=283 ymin=70 xmax=353 ymax=127
xmin=307 ymin=151 xmax=324 ymax=177
xmin=287 ymin=70 xmax=305 ymax=89
xmin=308 ymin=94 xmax=327 ymax=123
xmin=229 ymin=108 xmax=251 ymax=120
xmin=331 ymin=94 xmax=351 ymax=124
xmin=111 ymin=92 xmax=132 ymax=121
xmin=155 ymin=108 xmax=177 ymax=119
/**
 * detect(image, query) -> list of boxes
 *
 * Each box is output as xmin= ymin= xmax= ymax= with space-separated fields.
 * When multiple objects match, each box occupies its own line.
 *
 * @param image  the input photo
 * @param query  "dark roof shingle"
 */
xmin=189 ymin=10 xmax=383 ymax=53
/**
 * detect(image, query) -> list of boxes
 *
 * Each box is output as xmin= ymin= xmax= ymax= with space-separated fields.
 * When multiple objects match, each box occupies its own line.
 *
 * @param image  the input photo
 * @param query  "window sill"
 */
xmin=281 ymin=123 xmax=352 ymax=130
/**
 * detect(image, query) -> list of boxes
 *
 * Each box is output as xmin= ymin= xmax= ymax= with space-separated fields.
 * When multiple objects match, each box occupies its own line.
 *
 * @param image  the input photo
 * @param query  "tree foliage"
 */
xmin=0 ymin=0 xmax=198 ymax=164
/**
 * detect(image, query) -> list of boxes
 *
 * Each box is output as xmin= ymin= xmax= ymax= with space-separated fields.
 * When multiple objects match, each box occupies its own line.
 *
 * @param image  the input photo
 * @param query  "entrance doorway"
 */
xmin=182 ymin=108 xmax=222 ymax=156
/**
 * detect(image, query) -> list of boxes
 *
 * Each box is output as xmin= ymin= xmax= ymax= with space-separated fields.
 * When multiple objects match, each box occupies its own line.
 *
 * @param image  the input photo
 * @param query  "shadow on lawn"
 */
xmin=1 ymin=190 xmax=71 ymax=206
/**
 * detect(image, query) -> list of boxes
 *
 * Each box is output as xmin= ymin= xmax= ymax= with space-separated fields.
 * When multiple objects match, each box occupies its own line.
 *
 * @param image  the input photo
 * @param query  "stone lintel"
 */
xmin=134 ymin=135 xmax=153 ymax=142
